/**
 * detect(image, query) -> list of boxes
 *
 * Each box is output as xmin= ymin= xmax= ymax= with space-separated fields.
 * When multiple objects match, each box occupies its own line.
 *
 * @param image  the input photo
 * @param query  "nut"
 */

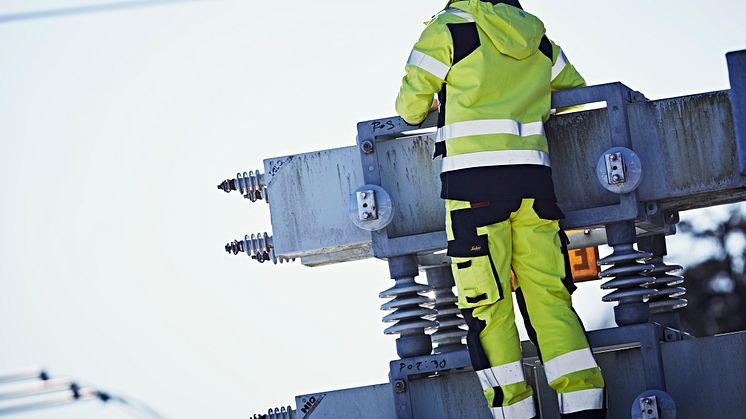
xmin=361 ymin=140 xmax=375 ymax=154
xmin=393 ymin=379 xmax=407 ymax=393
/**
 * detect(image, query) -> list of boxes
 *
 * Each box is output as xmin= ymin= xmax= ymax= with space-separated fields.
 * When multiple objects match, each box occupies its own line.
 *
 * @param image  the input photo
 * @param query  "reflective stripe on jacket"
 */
xmin=395 ymin=1 xmax=585 ymax=174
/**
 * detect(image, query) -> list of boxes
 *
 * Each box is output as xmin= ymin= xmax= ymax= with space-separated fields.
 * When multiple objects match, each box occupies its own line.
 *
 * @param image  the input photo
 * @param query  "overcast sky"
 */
xmin=1 ymin=1 xmax=745 ymax=418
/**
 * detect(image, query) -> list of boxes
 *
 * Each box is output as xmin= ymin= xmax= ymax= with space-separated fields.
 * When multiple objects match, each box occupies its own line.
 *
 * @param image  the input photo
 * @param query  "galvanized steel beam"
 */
xmin=262 ymin=87 xmax=744 ymax=265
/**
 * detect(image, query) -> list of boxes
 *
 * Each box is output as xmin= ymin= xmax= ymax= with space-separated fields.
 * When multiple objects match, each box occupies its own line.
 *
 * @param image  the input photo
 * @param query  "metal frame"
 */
xmin=355 ymin=82 xmax=649 ymax=259
xmin=384 ymin=321 xmax=691 ymax=419
xmin=586 ymin=323 xmax=689 ymax=392
xmin=387 ymin=349 xmax=471 ymax=419
xmin=727 ymin=50 xmax=746 ymax=175
xmin=551 ymin=82 xmax=648 ymax=229
xmin=356 ymin=113 xmax=445 ymax=258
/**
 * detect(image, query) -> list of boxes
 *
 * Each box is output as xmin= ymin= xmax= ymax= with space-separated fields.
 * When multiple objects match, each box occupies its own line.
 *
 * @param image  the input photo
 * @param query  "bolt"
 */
xmin=612 ymin=174 xmax=621 ymax=182
xmin=361 ymin=192 xmax=367 ymax=199
xmin=217 ymin=179 xmax=236 ymax=193
xmin=642 ymin=398 xmax=652 ymax=405
xmin=609 ymin=154 xmax=618 ymax=161
xmin=393 ymin=379 xmax=407 ymax=393
xmin=362 ymin=212 xmax=371 ymax=220
xmin=361 ymin=140 xmax=375 ymax=154
xmin=225 ymin=241 xmax=243 ymax=255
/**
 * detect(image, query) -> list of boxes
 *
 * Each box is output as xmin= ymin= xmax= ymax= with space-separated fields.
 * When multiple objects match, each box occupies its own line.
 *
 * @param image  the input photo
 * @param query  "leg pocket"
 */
xmin=451 ymin=251 xmax=504 ymax=309
xmin=532 ymin=199 xmax=565 ymax=221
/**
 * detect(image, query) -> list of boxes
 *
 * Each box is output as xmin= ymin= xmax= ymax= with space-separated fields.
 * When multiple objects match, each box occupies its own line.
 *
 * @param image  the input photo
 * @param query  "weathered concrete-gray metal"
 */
xmin=263 ymin=147 xmax=369 ymax=264
xmin=727 ymin=50 xmax=746 ymax=174
xmin=261 ymin=90 xmax=744 ymax=266
xmin=292 ymin=331 xmax=746 ymax=419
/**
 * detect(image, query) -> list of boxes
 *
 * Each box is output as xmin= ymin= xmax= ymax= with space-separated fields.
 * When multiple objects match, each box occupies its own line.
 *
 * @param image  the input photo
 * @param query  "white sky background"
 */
xmin=1 ymin=0 xmax=745 ymax=418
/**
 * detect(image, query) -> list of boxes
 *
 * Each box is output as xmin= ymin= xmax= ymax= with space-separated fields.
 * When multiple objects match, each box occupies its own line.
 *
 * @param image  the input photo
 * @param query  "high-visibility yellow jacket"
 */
xmin=396 ymin=1 xmax=585 ymax=203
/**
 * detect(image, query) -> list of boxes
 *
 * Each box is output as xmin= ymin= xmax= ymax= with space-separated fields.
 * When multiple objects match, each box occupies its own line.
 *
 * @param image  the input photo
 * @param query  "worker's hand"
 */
xmin=429 ymin=96 xmax=440 ymax=113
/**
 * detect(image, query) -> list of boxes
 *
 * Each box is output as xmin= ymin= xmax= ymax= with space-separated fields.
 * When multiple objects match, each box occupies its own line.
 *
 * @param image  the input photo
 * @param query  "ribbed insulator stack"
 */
xmin=217 ymin=170 xmax=268 ymax=203
xmin=637 ymin=234 xmax=688 ymax=315
xmin=250 ymin=406 xmax=295 ymax=419
xmin=380 ymin=279 xmax=437 ymax=337
xmin=382 ymin=256 xmax=437 ymax=359
xmin=225 ymin=233 xmax=294 ymax=264
xmin=599 ymin=243 xmax=658 ymax=325
xmin=646 ymin=260 xmax=687 ymax=313
xmin=425 ymin=266 xmax=466 ymax=354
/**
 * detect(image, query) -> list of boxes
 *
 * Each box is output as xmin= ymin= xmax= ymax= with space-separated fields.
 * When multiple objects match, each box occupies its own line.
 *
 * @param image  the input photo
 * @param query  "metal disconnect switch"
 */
xmin=605 ymin=152 xmax=627 ymax=185
xmin=356 ymin=190 xmax=378 ymax=221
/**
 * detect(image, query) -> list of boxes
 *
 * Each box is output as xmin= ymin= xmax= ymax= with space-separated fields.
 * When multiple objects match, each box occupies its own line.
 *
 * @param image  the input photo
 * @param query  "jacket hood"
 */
xmin=449 ymin=1 xmax=545 ymax=60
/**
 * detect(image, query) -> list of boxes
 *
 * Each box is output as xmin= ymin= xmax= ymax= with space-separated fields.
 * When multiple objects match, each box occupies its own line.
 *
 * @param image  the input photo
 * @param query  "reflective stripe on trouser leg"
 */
xmin=544 ymin=348 xmax=598 ymax=384
xmin=476 ymin=361 xmax=525 ymax=389
xmin=461 ymin=304 xmax=535 ymax=418
xmin=509 ymin=199 xmax=605 ymax=412
xmin=446 ymin=199 xmax=535 ymax=417
xmin=558 ymin=388 xmax=604 ymax=414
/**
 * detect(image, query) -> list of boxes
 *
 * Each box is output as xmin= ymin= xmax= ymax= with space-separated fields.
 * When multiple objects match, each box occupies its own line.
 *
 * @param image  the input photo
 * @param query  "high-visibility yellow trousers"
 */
xmin=446 ymin=198 xmax=605 ymax=419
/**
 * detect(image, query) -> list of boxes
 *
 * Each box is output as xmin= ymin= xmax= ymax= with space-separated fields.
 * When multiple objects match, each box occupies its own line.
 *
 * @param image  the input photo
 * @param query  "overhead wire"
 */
xmin=0 ymin=368 xmax=166 ymax=418
xmin=0 ymin=0 xmax=208 ymax=24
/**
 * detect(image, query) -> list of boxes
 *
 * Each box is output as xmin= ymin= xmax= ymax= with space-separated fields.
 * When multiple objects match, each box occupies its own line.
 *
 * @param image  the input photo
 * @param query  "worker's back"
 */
xmin=432 ymin=2 xmax=552 ymax=129
xmin=396 ymin=0 xmax=585 ymax=202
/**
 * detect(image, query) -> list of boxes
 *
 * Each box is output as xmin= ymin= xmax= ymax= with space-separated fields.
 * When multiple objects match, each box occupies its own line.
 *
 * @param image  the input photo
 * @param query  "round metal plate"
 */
xmin=348 ymin=184 xmax=394 ymax=231
xmin=631 ymin=390 xmax=677 ymax=419
xmin=596 ymin=146 xmax=643 ymax=194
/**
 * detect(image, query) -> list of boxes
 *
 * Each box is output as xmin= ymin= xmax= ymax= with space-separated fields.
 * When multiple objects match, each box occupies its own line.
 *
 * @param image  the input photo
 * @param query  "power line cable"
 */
xmin=0 ymin=0 xmax=207 ymax=24
xmin=0 ymin=368 xmax=166 ymax=418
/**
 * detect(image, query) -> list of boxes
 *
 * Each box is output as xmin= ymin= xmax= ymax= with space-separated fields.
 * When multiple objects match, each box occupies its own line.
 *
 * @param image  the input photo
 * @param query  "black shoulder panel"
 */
xmin=539 ymin=35 xmax=553 ymax=61
xmin=447 ymin=22 xmax=481 ymax=65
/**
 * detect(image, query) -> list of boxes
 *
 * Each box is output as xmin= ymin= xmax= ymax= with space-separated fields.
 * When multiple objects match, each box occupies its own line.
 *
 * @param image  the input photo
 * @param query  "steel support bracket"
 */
xmin=388 ymin=349 xmax=472 ymax=419
xmin=588 ymin=323 xmax=669 ymax=391
xmin=356 ymin=114 xmax=445 ymax=258
xmin=554 ymin=82 xmax=647 ymax=229
xmin=726 ymin=50 xmax=746 ymax=175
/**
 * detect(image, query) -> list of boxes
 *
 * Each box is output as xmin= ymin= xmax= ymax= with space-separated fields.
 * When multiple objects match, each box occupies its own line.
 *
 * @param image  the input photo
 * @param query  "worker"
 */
xmin=395 ymin=1 xmax=606 ymax=418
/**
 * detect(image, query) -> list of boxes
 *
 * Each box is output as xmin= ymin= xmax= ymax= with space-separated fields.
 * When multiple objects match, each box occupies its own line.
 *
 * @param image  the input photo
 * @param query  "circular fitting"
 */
xmin=348 ymin=184 xmax=394 ymax=231
xmin=393 ymin=380 xmax=407 ymax=394
xmin=361 ymin=140 xmax=375 ymax=154
xmin=631 ymin=390 xmax=676 ymax=419
xmin=596 ymin=147 xmax=643 ymax=194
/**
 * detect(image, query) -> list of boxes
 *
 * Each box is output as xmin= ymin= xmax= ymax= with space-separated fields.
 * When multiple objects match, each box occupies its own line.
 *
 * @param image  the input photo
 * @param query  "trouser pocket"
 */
xmin=448 ymin=234 xmax=503 ymax=308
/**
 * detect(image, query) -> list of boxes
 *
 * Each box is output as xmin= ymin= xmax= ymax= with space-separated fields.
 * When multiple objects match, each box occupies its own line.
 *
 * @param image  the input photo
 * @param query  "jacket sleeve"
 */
xmin=549 ymin=40 xmax=586 ymax=92
xmin=395 ymin=20 xmax=453 ymax=125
